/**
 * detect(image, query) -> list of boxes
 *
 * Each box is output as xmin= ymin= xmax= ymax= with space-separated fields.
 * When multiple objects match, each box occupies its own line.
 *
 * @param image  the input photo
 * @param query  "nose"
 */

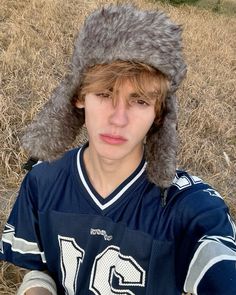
xmin=109 ymin=99 xmax=129 ymax=127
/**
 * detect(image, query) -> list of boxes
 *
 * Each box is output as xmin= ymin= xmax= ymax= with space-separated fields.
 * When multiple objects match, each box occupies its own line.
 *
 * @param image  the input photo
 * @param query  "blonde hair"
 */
xmin=76 ymin=60 xmax=170 ymax=126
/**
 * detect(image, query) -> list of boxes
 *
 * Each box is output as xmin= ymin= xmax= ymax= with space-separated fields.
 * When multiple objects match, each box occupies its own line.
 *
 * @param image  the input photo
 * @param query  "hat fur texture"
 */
xmin=21 ymin=4 xmax=187 ymax=188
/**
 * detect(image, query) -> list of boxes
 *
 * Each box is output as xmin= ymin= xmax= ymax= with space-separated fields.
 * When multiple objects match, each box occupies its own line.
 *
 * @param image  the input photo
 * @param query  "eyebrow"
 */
xmin=110 ymin=88 xmax=158 ymax=102
xmin=129 ymin=92 xmax=157 ymax=100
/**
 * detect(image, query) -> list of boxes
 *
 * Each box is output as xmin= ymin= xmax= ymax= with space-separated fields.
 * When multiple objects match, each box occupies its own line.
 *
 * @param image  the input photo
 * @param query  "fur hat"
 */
xmin=20 ymin=4 xmax=187 ymax=188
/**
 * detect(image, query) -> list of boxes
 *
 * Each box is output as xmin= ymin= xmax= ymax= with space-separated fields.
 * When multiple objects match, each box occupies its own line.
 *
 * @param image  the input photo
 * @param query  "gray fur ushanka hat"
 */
xmin=21 ymin=4 xmax=187 ymax=188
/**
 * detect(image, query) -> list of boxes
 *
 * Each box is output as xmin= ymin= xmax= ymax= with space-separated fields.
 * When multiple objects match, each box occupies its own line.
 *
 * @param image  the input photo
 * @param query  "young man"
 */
xmin=1 ymin=4 xmax=236 ymax=295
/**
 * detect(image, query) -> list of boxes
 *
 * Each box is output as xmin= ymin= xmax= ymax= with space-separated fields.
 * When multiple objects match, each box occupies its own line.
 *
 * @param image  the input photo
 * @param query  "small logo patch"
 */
xmin=90 ymin=228 xmax=113 ymax=241
xmin=203 ymin=188 xmax=223 ymax=199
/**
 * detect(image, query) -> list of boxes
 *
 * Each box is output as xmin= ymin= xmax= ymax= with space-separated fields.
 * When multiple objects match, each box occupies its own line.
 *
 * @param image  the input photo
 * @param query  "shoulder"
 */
xmin=18 ymin=148 xmax=80 ymax=209
xmin=168 ymin=170 xmax=224 ymax=200
xmin=166 ymin=170 xmax=228 ymax=217
xmin=26 ymin=147 xmax=79 ymax=186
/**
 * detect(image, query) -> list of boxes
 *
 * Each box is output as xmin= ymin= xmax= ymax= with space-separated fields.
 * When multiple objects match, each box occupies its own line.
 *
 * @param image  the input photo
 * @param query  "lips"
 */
xmin=99 ymin=134 xmax=128 ymax=145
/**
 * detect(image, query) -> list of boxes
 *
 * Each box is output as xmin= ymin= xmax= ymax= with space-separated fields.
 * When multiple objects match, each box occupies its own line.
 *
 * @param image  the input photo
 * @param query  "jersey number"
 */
xmin=58 ymin=235 xmax=146 ymax=295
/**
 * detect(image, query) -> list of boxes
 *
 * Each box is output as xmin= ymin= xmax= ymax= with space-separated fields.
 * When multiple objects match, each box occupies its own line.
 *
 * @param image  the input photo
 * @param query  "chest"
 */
xmin=38 ymin=210 xmax=180 ymax=295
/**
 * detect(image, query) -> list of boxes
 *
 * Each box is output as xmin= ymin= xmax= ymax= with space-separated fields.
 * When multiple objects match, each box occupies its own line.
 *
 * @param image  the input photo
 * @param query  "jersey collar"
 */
xmin=76 ymin=143 xmax=147 ymax=211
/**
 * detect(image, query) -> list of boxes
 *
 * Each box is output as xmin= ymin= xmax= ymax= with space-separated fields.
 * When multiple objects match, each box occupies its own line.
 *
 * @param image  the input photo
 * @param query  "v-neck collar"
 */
xmin=76 ymin=143 xmax=147 ymax=211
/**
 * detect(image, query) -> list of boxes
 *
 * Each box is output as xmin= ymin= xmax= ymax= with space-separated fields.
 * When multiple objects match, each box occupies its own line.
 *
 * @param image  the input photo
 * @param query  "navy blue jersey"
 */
xmin=1 ymin=144 xmax=236 ymax=294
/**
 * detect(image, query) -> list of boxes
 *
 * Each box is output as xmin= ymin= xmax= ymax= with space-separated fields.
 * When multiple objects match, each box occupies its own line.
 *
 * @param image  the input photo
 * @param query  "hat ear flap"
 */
xmin=145 ymin=94 xmax=178 ymax=188
xmin=20 ymin=74 xmax=85 ymax=160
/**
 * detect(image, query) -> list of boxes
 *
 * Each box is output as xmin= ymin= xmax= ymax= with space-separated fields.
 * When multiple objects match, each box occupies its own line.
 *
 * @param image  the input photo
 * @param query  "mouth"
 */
xmin=99 ymin=134 xmax=128 ymax=145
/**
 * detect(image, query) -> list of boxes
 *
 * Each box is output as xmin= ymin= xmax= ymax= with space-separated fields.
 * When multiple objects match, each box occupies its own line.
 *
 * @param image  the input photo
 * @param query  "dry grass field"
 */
xmin=196 ymin=0 xmax=236 ymax=15
xmin=0 ymin=0 xmax=235 ymax=293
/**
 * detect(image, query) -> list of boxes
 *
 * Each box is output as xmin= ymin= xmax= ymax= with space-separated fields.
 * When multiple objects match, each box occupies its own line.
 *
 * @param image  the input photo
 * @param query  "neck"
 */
xmin=83 ymin=146 xmax=143 ymax=198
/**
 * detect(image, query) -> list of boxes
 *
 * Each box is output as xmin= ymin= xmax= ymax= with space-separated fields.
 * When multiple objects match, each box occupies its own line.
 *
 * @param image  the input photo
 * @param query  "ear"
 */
xmin=75 ymin=99 xmax=85 ymax=109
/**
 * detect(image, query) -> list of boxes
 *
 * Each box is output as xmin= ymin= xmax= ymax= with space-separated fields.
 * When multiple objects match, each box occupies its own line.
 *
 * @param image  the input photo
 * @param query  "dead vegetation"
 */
xmin=0 ymin=0 xmax=235 ymax=293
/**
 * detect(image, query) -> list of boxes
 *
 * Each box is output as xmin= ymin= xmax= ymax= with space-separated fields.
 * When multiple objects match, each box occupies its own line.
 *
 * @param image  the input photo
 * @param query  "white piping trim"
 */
xmin=172 ymin=174 xmax=192 ymax=190
xmin=2 ymin=224 xmax=46 ymax=263
xmin=184 ymin=238 xmax=236 ymax=294
xmin=228 ymin=214 xmax=236 ymax=239
xmin=192 ymin=254 xmax=236 ymax=294
xmin=77 ymin=148 xmax=146 ymax=210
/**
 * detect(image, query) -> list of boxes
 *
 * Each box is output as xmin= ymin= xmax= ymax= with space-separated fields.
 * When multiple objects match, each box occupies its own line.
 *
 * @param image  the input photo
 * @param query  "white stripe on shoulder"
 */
xmin=172 ymin=174 xmax=192 ymax=190
xmin=184 ymin=234 xmax=236 ymax=294
xmin=77 ymin=148 xmax=147 ymax=210
xmin=172 ymin=172 xmax=204 ymax=191
xmin=2 ymin=223 xmax=46 ymax=263
xmin=33 ymin=160 xmax=43 ymax=167
xmin=190 ymin=175 xmax=203 ymax=184
xmin=228 ymin=214 xmax=236 ymax=239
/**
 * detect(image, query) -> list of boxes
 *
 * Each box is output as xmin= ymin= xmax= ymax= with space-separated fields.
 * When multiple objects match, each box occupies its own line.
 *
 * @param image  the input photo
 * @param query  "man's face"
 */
xmin=76 ymin=79 xmax=156 ymax=163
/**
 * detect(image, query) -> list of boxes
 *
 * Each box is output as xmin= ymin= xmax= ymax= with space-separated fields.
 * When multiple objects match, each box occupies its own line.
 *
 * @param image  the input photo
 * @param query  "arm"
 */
xmin=0 ymin=173 xmax=56 ymax=293
xmin=25 ymin=288 xmax=52 ymax=295
xmin=0 ymin=172 xmax=47 ymax=269
xmin=175 ymin=186 xmax=236 ymax=294
xmin=17 ymin=271 xmax=57 ymax=295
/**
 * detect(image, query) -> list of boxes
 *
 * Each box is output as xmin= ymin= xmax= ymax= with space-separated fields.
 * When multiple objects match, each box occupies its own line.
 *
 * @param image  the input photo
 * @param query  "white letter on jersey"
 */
xmin=58 ymin=235 xmax=85 ymax=295
xmin=89 ymin=245 xmax=146 ymax=295
xmin=58 ymin=237 xmax=146 ymax=295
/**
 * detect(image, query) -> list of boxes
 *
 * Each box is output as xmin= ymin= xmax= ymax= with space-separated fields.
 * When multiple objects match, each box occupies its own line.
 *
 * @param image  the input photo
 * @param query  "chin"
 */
xmin=100 ymin=143 xmax=142 ymax=162
xmin=99 ymin=148 xmax=127 ymax=161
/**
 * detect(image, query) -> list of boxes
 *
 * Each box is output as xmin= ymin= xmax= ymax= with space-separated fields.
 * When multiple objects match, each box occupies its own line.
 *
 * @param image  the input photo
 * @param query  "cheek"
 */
xmin=149 ymin=111 xmax=156 ymax=125
xmin=84 ymin=110 xmax=94 ymax=129
xmin=84 ymin=105 xmax=104 ymax=132
xmin=144 ymin=120 xmax=155 ymax=136
xmin=143 ymin=112 xmax=156 ymax=136
xmin=133 ymin=111 xmax=156 ymax=137
xmin=144 ymin=109 xmax=156 ymax=129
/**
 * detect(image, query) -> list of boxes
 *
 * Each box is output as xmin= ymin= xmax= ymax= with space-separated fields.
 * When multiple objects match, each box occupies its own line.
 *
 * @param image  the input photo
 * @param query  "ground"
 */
xmin=0 ymin=0 xmax=235 ymax=293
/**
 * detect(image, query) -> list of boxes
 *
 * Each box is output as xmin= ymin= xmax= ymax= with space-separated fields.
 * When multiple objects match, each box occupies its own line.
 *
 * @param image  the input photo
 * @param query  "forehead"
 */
xmin=80 ymin=61 xmax=167 ymax=100
xmin=113 ymin=78 xmax=157 ymax=98
xmin=113 ymin=76 xmax=160 ymax=100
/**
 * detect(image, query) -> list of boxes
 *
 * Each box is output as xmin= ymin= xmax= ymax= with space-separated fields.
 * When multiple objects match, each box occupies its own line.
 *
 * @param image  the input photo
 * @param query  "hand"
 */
xmin=17 ymin=271 xmax=57 ymax=295
xmin=25 ymin=287 xmax=53 ymax=295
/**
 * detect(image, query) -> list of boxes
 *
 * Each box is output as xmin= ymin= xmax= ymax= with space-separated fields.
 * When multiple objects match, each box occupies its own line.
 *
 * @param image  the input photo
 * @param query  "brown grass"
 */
xmin=0 ymin=0 xmax=235 ymax=293
xmin=196 ymin=0 xmax=236 ymax=15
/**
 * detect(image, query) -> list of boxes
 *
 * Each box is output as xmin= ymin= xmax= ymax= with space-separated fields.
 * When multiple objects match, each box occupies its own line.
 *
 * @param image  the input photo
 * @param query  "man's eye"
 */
xmin=137 ymin=99 xmax=148 ymax=105
xmin=96 ymin=92 xmax=111 ymax=98
xmin=135 ymin=99 xmax=149 ymax=106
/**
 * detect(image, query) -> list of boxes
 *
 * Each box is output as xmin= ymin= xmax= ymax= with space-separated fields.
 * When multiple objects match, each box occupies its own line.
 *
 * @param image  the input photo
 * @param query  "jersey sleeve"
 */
xmin=175 ymin=187 xmax=236 ymax=295
xmin=0 ymin=171 xmax=47 ymax=270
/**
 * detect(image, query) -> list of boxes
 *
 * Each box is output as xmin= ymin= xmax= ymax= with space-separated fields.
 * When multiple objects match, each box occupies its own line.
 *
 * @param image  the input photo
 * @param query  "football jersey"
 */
xmin=1 ymin=143 xmax=236 ymax=294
